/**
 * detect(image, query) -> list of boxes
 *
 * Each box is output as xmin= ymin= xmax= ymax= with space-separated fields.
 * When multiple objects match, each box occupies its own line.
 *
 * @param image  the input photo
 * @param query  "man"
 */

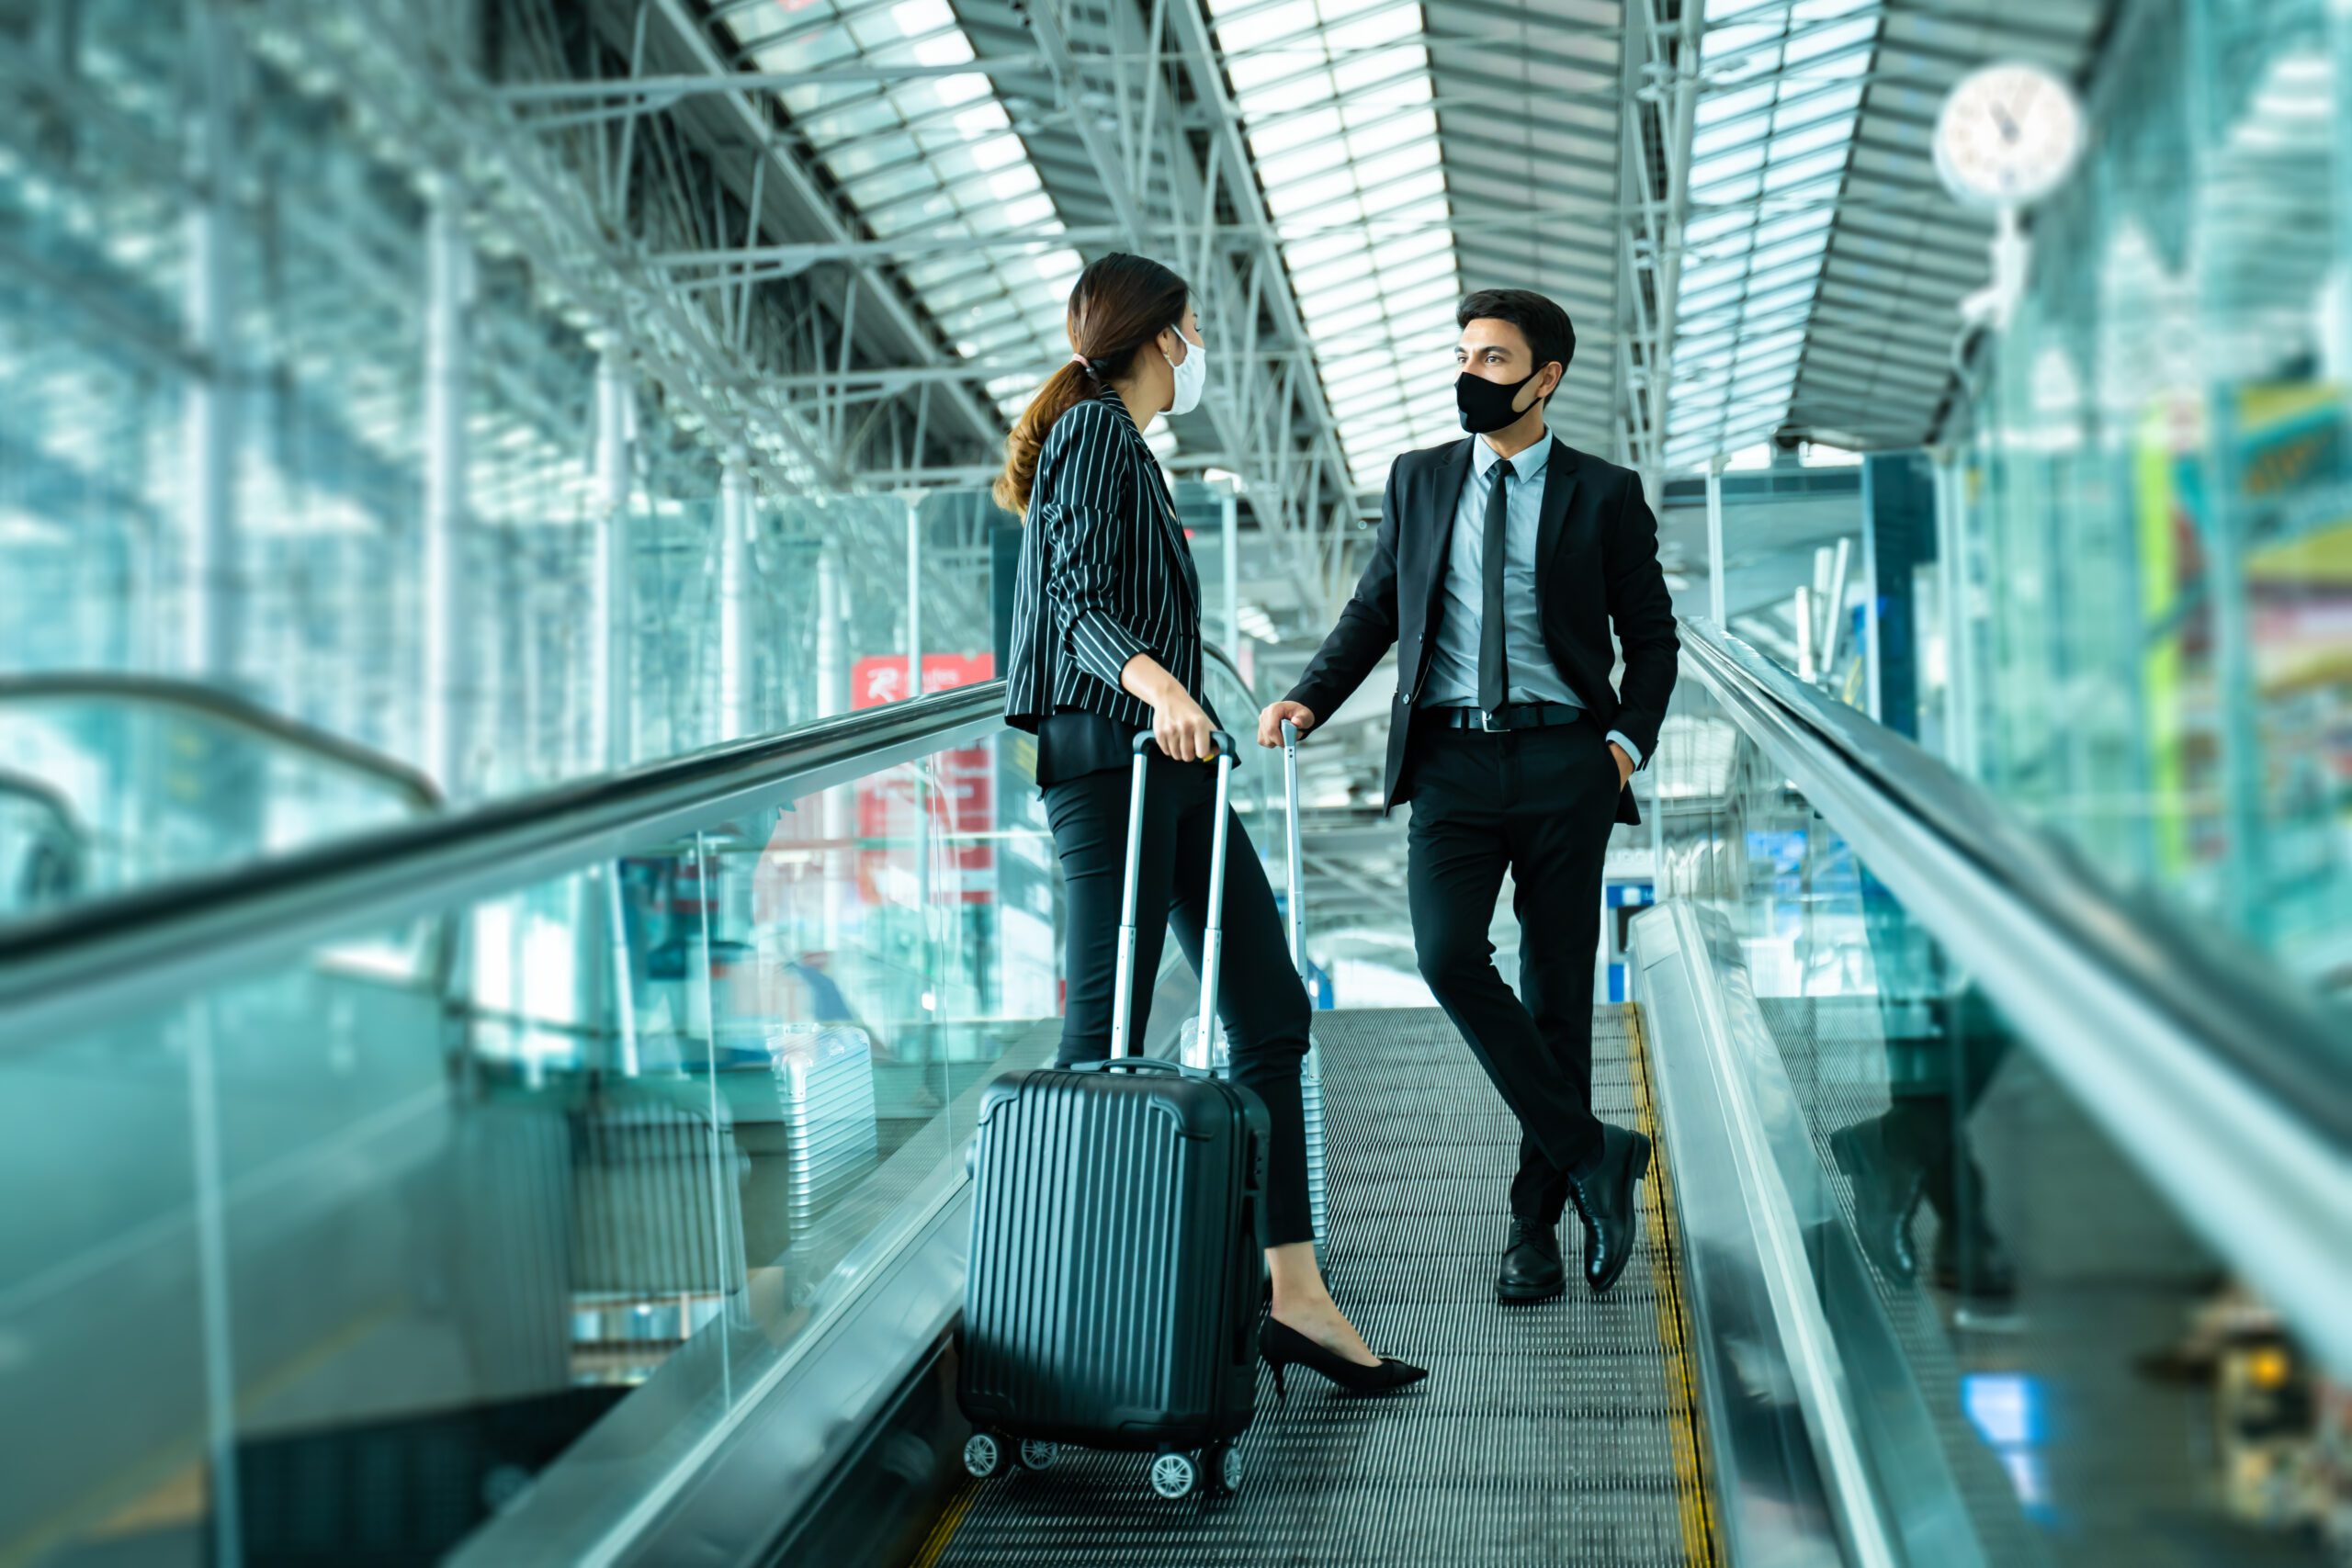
xmin=1258 ymin=288 xmax=1679 ymax=1301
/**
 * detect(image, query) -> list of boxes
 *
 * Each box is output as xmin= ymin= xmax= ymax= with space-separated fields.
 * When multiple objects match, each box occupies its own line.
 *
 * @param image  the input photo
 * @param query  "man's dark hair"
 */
xmin=1457 ymin=288 xmax=1576 ymax=400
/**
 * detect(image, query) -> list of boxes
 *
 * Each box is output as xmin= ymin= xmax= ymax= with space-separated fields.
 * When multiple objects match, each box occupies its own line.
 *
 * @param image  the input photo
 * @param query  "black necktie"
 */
xmin=1478 ymin=457 xmax=1513 ymax=714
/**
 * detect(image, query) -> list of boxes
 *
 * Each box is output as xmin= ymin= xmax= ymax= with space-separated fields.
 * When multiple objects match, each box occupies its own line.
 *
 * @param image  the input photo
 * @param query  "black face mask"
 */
xmin=1455 ymin=369 xmax=1543 ymax=434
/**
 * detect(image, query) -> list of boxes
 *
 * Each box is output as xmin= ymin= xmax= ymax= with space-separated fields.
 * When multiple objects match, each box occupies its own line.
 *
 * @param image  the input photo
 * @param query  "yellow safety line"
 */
xmin=1623 ymin=1002 xmax=1724 ymax=1566
xmin=908 ymin=1480 xmax=978 ymax=1568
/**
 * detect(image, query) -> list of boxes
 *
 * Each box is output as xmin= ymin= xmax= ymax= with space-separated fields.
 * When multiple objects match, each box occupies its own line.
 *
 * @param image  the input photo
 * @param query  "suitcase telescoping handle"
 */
xmin=1107 ymin=728 xmax=1237 ymax=1060
xmin=1281 ymin=718 xmax=1306 ymax=982
xmin=1193 ymin=729 xmax=1238 ymax=1057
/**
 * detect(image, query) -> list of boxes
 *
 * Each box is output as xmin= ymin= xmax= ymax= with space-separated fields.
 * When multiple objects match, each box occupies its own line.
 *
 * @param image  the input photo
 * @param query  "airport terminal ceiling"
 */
xmin=587 ymin=0 xmax=2112 ymax=564
xmin=2 ymin=0 xmax=2116 ymax=581
xmin=0 ymin=0 xmax=2127 ymax=930
xmin=6 ymin=0 xmax=2114 ymax=618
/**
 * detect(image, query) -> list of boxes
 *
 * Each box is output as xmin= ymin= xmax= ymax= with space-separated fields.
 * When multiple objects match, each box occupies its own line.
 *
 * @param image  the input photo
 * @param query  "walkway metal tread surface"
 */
xmin=931 ymin=1005 xmax=1702 ymax=1566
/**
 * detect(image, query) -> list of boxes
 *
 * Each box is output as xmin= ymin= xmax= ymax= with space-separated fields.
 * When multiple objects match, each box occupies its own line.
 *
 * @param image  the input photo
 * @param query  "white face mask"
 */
xmin=1164 ymin=329 xmax=1207 ymax=416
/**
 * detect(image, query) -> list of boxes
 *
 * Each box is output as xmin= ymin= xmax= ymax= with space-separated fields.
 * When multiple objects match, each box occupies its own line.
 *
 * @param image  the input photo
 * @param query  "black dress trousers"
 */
xmin=1405 ymin=713 xmax=1622 ymax=1220
xmin=1041 ymin=750 xmax=1317 ymax=1248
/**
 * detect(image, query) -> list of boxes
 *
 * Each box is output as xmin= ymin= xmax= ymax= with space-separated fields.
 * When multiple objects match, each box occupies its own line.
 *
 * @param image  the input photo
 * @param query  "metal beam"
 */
xmin=718 ymin=446 xmax=753 ymax=738
xmin=751 ymin=345 xmax=1325 ymax=393
xmin=643 ymin=201 xmax=1690 ymax=275
xmin=960 ymin=0 xmax=1362 ymax=583
xmin=1614 ymin=0 xmax=1675 ymax=483
xmin=421 ymin=189 xmax=474 ymax=791
xmin=646 ymin=0 xmax=1005 ymax=456
xmin=593 ymin=350 xmax=635 ymax=773
xmin=1023 ymin=0 xmax=1151 ymax=243
xmin=492 ymin=61 xmax=1052 ymax=102
xmin=182 ymin=4 xmax=240 ymax=683
xmin=1157 ymin=0 xmax=1383 ymax=580
xmin=315 ymin=3 xmax=858 ymax=491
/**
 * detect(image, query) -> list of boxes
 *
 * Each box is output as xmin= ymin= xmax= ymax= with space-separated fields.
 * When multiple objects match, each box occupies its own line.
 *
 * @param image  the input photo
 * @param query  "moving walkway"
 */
xmin=2 ymin=627 xmax=2343 ymax=1568
xmin=929 ymin=1005 xmax=1710 ymax=1566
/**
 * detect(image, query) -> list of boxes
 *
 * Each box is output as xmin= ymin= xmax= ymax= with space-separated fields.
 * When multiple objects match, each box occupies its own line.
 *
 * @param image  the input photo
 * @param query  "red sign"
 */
xmin=851 ymin=653 xmax=996 ymax=903
xmin=850 ymin=652 xmax=994 ymax=710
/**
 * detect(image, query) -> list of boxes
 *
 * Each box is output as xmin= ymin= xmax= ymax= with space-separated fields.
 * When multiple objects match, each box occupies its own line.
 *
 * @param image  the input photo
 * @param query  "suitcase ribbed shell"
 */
xmin=958 ymin=1064 xmax=1264 ymax=1449
xmin=571 ymin=1102 xmax=744 ymax=1297
xmin=766 ymin=1024 xmax=879 ymax=1244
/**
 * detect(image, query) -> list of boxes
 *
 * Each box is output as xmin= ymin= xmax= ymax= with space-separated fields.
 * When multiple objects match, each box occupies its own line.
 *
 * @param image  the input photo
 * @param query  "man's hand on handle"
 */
xmin=1258 ymin=701 xmax=1317 ymax=748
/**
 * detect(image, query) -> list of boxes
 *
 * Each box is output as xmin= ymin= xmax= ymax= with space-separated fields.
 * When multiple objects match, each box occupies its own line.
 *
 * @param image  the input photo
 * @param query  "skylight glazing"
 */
xmin=741 ymin=0 xmax=1088 ymax=421
xmin=1206 ymin=0 xmax=1465 ymax=488
xmin=1665 ymin=0 xmax=1879 ymax=468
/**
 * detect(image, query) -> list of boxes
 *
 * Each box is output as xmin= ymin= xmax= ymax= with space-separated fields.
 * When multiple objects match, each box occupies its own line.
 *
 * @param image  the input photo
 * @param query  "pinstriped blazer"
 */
xmin=1004 ymin=380 xmax=1204 ymax=736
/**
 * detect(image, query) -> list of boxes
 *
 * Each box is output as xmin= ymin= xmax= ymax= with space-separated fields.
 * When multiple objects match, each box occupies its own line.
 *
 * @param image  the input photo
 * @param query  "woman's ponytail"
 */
xmin=993 ymin=362 xmax=1094 ymax=516
xmin=991 ymin=254 xmax=1192 ymax=516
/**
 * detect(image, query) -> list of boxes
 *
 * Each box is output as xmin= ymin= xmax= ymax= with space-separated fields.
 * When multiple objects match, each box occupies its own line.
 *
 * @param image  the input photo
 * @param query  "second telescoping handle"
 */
xmin=1185 ymin=733 xmax=1241 ymax=1066
xmin=1193 ymin=731 xmax=1238 ymax=1050
xmin=1281 ymin=718 xmax=1306 ymax=981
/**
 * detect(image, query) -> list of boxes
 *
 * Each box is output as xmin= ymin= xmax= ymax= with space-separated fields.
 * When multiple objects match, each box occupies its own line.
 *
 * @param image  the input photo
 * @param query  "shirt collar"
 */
xmin=1473 ymin=427 xmax=1551 ymax=483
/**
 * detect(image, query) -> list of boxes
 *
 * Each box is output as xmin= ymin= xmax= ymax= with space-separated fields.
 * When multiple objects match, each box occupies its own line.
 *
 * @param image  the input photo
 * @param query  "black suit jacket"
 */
xmin=1284 ymin=433 xmax=1678 ymax=826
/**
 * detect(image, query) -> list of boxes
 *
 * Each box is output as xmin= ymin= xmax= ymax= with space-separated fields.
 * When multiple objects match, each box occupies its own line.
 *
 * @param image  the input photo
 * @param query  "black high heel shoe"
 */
xmin=1260 ymin=1318 xmax=1427 ymax=1399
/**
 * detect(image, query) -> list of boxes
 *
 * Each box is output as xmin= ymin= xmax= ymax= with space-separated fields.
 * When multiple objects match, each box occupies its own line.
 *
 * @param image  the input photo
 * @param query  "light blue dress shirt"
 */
xmin=1419 ymin=430 xmax=1645 ymax=769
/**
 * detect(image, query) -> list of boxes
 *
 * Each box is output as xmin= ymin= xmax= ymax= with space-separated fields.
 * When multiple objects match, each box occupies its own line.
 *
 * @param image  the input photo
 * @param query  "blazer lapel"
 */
xmin=1419 ymin=439 xmax=1475 ymax=629
xmin=1533 ymin=436 xmax=1581 ymax=598
xmin=1108 ymin=389 xmax=1194 ymax=605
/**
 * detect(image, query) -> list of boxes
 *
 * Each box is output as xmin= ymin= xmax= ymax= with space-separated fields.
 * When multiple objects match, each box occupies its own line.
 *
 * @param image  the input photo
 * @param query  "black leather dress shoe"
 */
xmin=1828 ymin=1119 xmax=1923 ymax=1283
xmin=1497 ymin=1218 xmax=1566 ymax=1303
xmin=1565 ymin=1123 xmax=1652 ymax=1294
xmin=1920 ymin=1147 xmax=2013 ymax=1299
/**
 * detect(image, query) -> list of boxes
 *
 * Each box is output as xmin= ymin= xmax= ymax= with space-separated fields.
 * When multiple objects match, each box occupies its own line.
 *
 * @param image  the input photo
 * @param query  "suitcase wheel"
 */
xmin=962 ymin=1432 xmax=1004 ymax=1480
xmin=1147 ymin=1450 xmax=1197 ymax=1500
xmin=1206 ymin=1440 xmax=1242 ymax=1496
xmin=1017 ymin=1438 xmax=1059 ymax=1472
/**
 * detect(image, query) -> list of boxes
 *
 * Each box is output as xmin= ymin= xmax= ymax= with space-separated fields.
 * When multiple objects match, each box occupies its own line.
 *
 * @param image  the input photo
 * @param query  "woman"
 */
xmin=1000 ymin=253 xmax=1423 ymax=1396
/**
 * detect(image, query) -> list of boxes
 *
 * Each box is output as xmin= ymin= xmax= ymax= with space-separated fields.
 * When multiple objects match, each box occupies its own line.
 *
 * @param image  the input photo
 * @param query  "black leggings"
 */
xmin=1042 ymin=755 xmax=1316 ymax=1247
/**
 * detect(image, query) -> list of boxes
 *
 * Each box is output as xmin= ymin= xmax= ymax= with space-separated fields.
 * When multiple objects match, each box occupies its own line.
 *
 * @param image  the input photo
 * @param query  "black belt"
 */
xmin=1427 ymin=702 xmax=1585 ymax=733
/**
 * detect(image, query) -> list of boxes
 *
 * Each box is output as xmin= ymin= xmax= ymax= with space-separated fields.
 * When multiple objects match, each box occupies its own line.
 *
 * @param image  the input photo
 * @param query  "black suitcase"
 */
xmin=957 ymin=731 xmax=1269 ymax=1501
